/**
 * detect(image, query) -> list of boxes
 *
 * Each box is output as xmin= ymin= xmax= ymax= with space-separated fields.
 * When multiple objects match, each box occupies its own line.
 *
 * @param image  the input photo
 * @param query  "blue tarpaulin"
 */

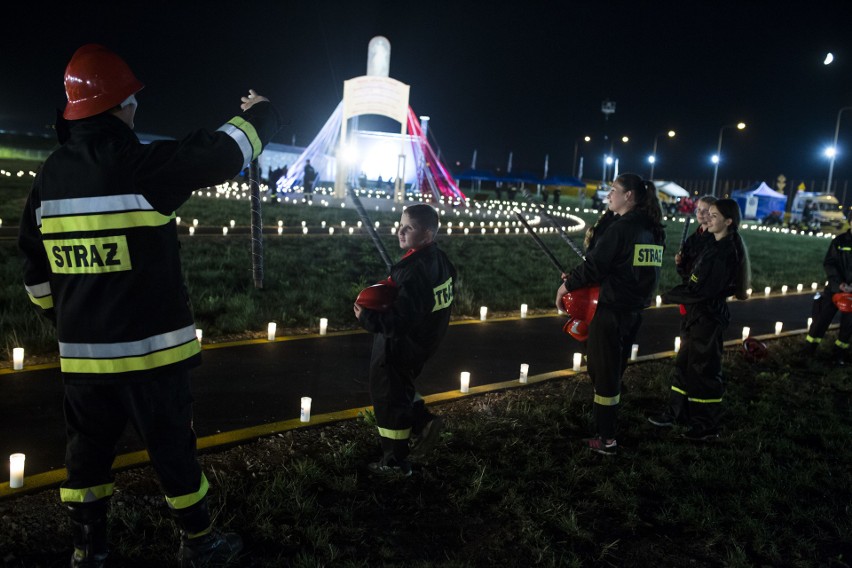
xmin=731 ymin=182 xmax=787 ymax=220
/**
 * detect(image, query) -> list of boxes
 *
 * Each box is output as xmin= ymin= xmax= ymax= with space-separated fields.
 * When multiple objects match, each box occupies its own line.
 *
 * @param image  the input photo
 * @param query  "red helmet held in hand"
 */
xmin=742 ymin=337 xmax=768 ymax=362
xmin=832 ymin=293 xmax=852 ymax=313
xmin=560 ymin=286 xmax=599 ymax=342
xmin=63 ymin=44 xmax=144 ymax=120
xmin=355 ymin=278 xmax=398 ymax=312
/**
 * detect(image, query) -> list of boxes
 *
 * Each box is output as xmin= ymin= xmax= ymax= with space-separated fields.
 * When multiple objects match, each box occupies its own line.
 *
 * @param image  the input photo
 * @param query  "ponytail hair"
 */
xmin=614 ymin=173 xmax=666 ymax=244
xmin=713 ymin=198 xmax=751 ymax=300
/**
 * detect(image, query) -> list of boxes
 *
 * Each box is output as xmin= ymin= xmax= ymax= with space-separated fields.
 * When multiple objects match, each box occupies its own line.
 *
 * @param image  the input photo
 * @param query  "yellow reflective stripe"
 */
xmin=377 ymin=426 xmax=411 ymax=440
xmin=671 ymin=386 xmax=687 ymax=395
xmin=687 ymin=397 xmax=723 ymax=404
xmin=805 ymin=335 xmax=821 ymax=344
xmin=60 ymin=482 xmax=115 ymax=503
xmin=594 ymin=393 xmax=621 ymax=406
xmin=28 ymin=292 xmax=54 ymax=309
xmin=60 ymin=339 xmax=200 ymax=374
xmin=432 ymin=276 xmax=454 ymax=312
xmin=41 ymin=210 xmax=172 ymax=234
xmin=165 ymin=474 xmax=209 ymax=510
xmin=836 ymin=340 xmax=850 ymax=349
xmin=45 ymin=235 xmax=132 ymax=275
xmin=227 ymin=116 xmax=262 ymax=160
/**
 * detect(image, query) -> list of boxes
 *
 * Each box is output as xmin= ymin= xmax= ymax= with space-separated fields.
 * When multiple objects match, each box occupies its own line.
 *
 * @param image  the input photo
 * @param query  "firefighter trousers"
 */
xmin=665 ymin=315 xmax=726 ymax=431
xmin=62 ymin=370 xmax=211 ymax=534
xmin=807 ymin=291 xmax=852 ymax=348
xmin=586 ymin=306 xmax=642 ymax=440
xmin=368 ymin=335 xmax=434 ymax=463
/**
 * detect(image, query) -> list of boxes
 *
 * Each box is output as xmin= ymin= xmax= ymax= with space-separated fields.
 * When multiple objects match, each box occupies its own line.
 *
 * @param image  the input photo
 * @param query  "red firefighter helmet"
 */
xmin=832 ymin=293 xmax=852 ymax=313
xmin=560 ymin=286 xmax=599 ymax=342
xmin=63 ymin=44 xmax=144 ymax=120
xmin=562 ymin=318 xmax=589 ymax=342
xmin=355 ymin=278 xmax=398 ymax=312
xmin=742 ymin=337 xmax=768 ymax=362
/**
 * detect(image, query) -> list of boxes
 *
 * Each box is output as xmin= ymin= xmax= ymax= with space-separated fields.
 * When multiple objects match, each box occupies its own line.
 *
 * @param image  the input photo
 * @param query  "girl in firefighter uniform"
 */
xmin=655 ymin=199 xmax=751 ymax=440
xmin=556 ymin=173 xmax=666 ymax=455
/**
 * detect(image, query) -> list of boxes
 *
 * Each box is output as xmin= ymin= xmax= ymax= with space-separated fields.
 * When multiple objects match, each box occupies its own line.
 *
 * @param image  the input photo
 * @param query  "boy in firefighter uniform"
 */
xmin=354 ymin=204 xmax=456 ymax=476
xmin=802 ymin=219 xmax=852 ymax=365
xmin=556 ymin=173 xmax=666 ymax=455
xmin=652 ymin=199 xmax=751 ymax=439
xmin=18 ymin=44 xmax=281 ymax=566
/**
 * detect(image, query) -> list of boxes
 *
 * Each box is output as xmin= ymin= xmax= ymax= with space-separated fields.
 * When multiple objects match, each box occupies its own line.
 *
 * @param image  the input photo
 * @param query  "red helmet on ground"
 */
xmin=562 ymin=318 xmax=589 ymax=342
xmin=832 ymin=293 xmax=852 ymax=313
xmin=355 ymin=279 xmax=398 ymax=312
xmin=742 ymin=337 xmax=768 ymax=362
xmin=63 ymin=44 xmax=144 ymax=120
xmin=560 ymin=285 xmax=600 ymax=323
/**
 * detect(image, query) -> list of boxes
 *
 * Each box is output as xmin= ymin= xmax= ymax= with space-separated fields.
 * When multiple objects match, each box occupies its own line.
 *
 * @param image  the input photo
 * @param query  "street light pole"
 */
xmin=711 ymin=122 xmax=746 ymax=197
xmin=649 ymin=130 xmax=675 ymax=180
xmin=826 ymin=106 xmax=852 ymax=195
xmin=572 ymin=135 xmax=590 ymax=177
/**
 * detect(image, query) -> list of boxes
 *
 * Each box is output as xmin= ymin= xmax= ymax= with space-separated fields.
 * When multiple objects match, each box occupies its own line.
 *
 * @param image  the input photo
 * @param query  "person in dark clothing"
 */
xmin=302 ymin=159 xmax=317 ymax=202
xmin=675 ymin=195 xmax=717 ymax=281
xmin=556 ymin=173 xmax=666 ymax=455
xmin=18 ymin=44 xmax=281 ymax=566
xmin=354 ymin=204 xmax=456 ymax=476
xmin=650 ymin=199 xmax=751 ymax=440
xmin=801 ymin=222 xmax=852 ymax=365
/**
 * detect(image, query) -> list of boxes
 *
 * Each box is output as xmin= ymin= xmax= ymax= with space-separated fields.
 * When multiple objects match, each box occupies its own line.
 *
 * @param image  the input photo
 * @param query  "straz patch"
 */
xmin=633 ymin=244 xmax=664 ymax=267
xmin=45 ymin=235 xmax=132 ymax=274
xmin=432 ymin=277 xmax=454 ymax=312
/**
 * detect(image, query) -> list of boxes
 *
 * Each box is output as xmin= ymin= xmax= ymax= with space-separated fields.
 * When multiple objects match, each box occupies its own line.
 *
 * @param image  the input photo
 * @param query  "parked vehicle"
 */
xmin=789 ymin=192 xmax=845 ymax=229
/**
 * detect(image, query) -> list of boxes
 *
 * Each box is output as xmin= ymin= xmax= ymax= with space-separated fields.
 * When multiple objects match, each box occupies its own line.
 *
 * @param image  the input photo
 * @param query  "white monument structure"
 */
xmin=277 ymin=37 xmax=462 ymax=203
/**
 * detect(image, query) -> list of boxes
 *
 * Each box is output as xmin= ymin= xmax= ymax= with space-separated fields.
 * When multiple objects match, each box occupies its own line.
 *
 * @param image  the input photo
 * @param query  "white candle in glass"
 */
xmin=319 ymin=318 xmax=328 ymax=335
xmin=520 ymin=304 xmax=528 ymax=318
xmin=764 ymin=286 xmax=771 ymax=296
xmin=460 ymin=371 xmax=471 ymax=393
xmin=519 ymin=363 xmax=529 ymax=383
xmin=300 ymin=397 xmax=312 ymax=422
xmin=630 ymin=344 xmax=639 ymax=361
xmin=742 ymin=326 xmax=750 ymax=341
xmin=674 ymin=337 xmax=681 ymax=353
xmin=480 ymin=306 xmax=488 ymax=321
xmin=195 ymin=329 xmax=203 ymax=343
xmin=807 ymin=317 xmax=813 ymax=329
xmin=775 ymin=321 xmax=783 ymax=335
xmin=12 ymin=347 xmax=24 ymax=371
xmin=267 ymin=322 xmax=277 ymax=341
xmin=656 ymin=295 xmax=662 ymax=307
xmin=9 ymin=453 xmax=25 ymax=489
xmin=573 ymin=353 xmax=582 ymax=371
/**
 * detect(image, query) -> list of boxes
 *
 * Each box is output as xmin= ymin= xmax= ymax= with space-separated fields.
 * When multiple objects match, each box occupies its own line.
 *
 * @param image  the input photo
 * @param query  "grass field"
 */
xmin=0 ymin=167 xmax=838 ymax=361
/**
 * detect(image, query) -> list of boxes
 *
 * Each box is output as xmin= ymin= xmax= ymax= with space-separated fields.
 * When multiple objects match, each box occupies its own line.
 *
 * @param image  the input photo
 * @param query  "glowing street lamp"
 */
xmin=648 ymin=130 xmax=676 ymax=180
xmin=711 ymin=122 xmax=746 ymax=197
xmin=601 ymin=136 xmax=628 ymax=184
xmin=826 ymin=106 xmax=852 ymax=195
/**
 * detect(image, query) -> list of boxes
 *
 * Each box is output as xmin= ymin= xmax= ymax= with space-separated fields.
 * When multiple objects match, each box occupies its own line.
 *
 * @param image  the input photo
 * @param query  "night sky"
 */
xmin=1 ymin=0 xmax=850 ymax=188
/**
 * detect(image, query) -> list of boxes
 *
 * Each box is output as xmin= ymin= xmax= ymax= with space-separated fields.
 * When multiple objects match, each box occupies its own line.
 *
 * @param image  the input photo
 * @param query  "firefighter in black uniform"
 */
xmin=556 ymin=173 xmax=666 ymax=455
xmin=18 ymin=44 xmax=281 ymax=566
xmin=675 ymin=195 xmax=717 ymax=280
xmin=354 ymin=204 xmax=456 ymax=476
xmin=801 ymin=218 xmax=852 ymax=365
xmin=651 ymin=199 xmax=751 ymax=440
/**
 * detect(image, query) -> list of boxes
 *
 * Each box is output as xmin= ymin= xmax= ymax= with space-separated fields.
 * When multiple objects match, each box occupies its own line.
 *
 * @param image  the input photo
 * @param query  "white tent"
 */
xmin=653 ymin=180 xmax=690 ymax=199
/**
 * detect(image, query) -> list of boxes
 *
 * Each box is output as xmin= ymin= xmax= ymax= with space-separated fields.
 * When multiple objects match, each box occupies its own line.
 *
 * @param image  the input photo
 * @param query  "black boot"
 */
xmin=179 ymin=528 xmax=243 ymax=567
xmin=67 ymin=502 xmax=109 ymax=568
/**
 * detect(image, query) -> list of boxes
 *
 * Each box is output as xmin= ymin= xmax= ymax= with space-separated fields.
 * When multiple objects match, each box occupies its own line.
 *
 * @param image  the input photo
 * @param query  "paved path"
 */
xmin=0 ymin=293 xmax=817 ymax=486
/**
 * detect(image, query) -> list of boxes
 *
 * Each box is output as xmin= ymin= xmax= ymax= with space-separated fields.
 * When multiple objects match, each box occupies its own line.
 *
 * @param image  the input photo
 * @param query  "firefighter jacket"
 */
xmin=824 ymin=229 xmax=852 ymax=294
xmin=663 ymin=233 xmax=741 ymax=328
xmin=565 ymin=209 xmax=665 ymax=311
xmin=18 ymin=103 xmax=281 ymax=383
xmin=677 ymin=227 xmax=713 ymax=280
xmin=358 ymin=243 xmax=456 ymax=365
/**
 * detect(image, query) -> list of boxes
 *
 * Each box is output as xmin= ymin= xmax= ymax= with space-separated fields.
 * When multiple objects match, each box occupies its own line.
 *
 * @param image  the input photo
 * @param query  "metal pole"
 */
xmin=249 ymin=159 xmax=264 ymax=289
xmin=649 ymin=135 xmax=659 ymax=180
xmin=826 ymin=106 xmax=852 ymax=196
xmin=711 ymin=127 xmax=724 ymax=198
